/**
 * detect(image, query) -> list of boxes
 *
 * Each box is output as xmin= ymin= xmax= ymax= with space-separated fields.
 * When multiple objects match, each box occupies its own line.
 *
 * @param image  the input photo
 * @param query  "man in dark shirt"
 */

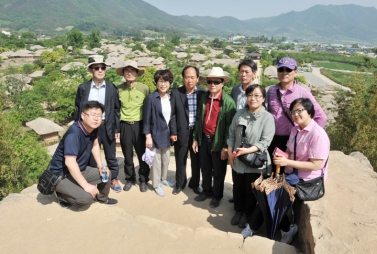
xmin=74 ymin=55 xmax=121 ymax=193
xmin=51 ymin=101 xmax=117 ymax=208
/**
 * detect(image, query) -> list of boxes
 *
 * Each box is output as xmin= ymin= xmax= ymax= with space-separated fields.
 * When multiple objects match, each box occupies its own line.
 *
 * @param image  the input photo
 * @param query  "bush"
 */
xmin=326 ymin=72 xmax=377 ymax=171
xmin=0 ymin=96 xmax=50 ymax=201
xmin=295 ymin=75 xmax=307 ymax=84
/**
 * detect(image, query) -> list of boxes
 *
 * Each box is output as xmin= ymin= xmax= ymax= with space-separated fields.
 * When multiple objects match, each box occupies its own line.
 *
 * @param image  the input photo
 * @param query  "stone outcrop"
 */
xmin=0 ymin=151 xmax=376 ymax=253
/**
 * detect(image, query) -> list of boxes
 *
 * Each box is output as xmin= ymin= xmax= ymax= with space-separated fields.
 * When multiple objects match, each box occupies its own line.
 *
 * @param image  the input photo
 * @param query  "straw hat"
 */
xmin=206 ymin=67 xmax=230 ymax=83
xmin=116 ymin=60 xmax=144 ymax=76
xmin=87 ymin=55 xmax=109 ymax=68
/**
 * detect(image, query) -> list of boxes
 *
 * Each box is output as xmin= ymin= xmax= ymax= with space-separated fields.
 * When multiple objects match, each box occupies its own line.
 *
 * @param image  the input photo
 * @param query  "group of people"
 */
xmin=49 ymin=54 xmax=330 ymax=244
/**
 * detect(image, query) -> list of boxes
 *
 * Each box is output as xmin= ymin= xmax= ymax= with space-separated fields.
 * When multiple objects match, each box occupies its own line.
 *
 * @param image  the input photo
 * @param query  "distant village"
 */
xmin=0 ymin=29 xmax=373 ymax=148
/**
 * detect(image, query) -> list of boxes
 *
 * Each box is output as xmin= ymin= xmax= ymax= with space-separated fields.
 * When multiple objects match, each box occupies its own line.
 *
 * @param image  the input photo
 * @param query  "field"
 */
xmin=314 ymin=61 xmax=374 ymax=72
xmin=321 ymin=69 xmax=374 ymax=87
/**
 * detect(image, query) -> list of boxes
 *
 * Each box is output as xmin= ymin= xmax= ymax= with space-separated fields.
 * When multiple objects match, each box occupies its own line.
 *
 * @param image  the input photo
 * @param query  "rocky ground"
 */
xmin=0 ymin=151 xmax=376 ymax=253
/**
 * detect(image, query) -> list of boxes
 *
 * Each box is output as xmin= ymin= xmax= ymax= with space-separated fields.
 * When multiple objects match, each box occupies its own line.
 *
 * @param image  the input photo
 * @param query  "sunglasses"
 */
xmin=277 ymin=67 xmax=294 ymax=73
xmin=91 ymin=66 xmax=106 ymax=71
xmin=207 ymin=80 xmax=222 ymax=85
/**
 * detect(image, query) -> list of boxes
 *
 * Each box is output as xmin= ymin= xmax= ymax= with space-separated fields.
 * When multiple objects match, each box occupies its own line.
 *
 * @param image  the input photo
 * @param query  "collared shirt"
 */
xmin=118 ymin=82 xmax=149 ymax=121
xmin=231 ymin=83 xmax=253 ymax=110
xmin=187 ymin=87 xmax=197 ymax=127
xmin=88 ymin=80 xmax=106 ymax=120
xmin=267 ymin=81 xmax=327 ymax=136
xmin=285 ymin=119 xmax=330 ymax=181
xmin=49 ymin=120 xmax=99 ymax=175
xmin=202 ymin=91 xmax=222 ymax=135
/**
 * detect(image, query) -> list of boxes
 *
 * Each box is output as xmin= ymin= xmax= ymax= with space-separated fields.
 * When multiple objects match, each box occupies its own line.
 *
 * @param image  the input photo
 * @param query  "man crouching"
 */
xmin=50 ymin=101 xmax=117 ymax=208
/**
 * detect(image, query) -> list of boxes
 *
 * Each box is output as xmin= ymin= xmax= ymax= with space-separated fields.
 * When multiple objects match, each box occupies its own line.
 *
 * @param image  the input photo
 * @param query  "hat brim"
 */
xmin=206 ymin=75 xmax=230 ymax=84
xmin=116 ymin=66 xmax=144 ymax=76
xmin=87 ymin=62 xmax=110 ymax=68
xmin=277 ymin=63 xmax=297 ymax=70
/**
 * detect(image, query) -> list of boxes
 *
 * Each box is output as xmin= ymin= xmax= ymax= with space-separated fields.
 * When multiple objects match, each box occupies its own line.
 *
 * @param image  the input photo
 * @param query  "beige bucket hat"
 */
xmin=206 ymin=67 xmax=230 ymax=83
xmin=87 ymin=55 xmax=108 ymax=68
xmin=116 ymin=60 xmax=145 ymax=76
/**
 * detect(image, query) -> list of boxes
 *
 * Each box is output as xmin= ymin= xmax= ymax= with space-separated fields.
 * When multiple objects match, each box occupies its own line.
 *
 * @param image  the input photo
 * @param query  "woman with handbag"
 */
xmin=273 ymin=97 xmax=330 ymax=244
xmin=227 ymin=84 xmax=275 ymax=228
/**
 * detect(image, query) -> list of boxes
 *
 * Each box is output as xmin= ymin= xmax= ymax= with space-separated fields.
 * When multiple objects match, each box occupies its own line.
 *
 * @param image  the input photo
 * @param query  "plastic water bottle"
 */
xmin=101 ymin=162 xmax=108 ymax=183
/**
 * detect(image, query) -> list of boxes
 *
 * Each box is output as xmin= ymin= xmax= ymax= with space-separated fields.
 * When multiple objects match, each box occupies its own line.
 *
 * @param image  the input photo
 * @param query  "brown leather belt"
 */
xmin=203 ymin=134 xmax=214 ymax=139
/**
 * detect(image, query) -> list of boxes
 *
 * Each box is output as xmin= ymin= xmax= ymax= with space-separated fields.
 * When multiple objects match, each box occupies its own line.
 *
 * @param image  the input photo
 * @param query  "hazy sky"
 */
xmin=142 ymin=0 xmax=377 ymax=20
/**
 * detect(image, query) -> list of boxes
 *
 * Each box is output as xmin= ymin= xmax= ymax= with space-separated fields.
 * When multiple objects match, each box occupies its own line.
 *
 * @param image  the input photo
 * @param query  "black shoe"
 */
xmin=139 ymin=182 xmax=148 ymax=192
xmin=229 ymin=197 xmax=234 ymax=203
xmin=54 ymin=192 xmax=71 ymax=209
xmin=189 ymin=186 xmax=203 ymax=195
xmin=172 ymin=186 xmax=183 ymax=195
xmin=238 ymin=213 xmax=249 ymax=228
xmin=123 ymin=181 xmax=134 ymax=191
xmin=100 ymin=198 xmax=118 ymax=207
xmin=194 ymin=193 xmax=211 ymax=201
xmin=209 ymin=198 xmax=220 ymax=208
xmin=231 ymin=212 xmax=243 ymax=225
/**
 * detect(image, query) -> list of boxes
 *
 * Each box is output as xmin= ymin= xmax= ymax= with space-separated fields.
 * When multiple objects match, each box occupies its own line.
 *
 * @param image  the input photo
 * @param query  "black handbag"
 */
xmin=237 ymin=126 xmax=268 ymax=169
xmin=37 ymin=164 xmax=63 ymax=195
xmin=292 ymin=131 xmax=327 ymax=201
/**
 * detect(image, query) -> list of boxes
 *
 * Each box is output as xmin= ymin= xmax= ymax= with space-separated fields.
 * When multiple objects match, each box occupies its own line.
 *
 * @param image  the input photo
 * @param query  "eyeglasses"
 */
xmin=290 ymin=108 xmax=306 ymax=115
xmin=124 ymin=69 xmax=137 ymax=74
xmin=247 ymin=94 xmax=263 ymax=99
xmin=91 ymin=66 xmax=106 ymax=71
xmin=83 ymin=113 xmax=102 ymax=118
xmin=207 ymin=80 xmax=222 ymax=85
xmin=277 ymin=67 xmax=294 ymax=73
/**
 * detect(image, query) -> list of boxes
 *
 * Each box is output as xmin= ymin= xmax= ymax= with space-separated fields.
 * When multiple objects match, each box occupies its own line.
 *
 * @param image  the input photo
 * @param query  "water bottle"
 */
xmin=101 ymin=162 xmax=108 ymax=183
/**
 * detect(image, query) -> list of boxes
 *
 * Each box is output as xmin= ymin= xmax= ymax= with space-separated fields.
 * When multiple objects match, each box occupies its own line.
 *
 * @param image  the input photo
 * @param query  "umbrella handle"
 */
xmin=276 ymin=165 xmax=280 ymax=175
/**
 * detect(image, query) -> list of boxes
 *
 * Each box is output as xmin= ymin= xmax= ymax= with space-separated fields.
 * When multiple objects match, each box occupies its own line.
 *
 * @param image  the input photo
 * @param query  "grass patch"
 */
xmin=321 ymin=69 xmax=374 ymax=87
xmin=314 ymin=61 xmax=374 ymax=72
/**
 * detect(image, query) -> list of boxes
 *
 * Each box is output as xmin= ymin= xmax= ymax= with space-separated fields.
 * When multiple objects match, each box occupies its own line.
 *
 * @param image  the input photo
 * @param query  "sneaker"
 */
xmin=241 ymin=223 xmax=257 ymax=238
xmin=161 ymin=179 xmax=175 ymax=187
xmin=155 ymin=184 xmax=165 ymax=197
xmin=111 ymin=179 xmax=122 ymax=193
xmin=54 ymin=192 xmax=71 ymax=209
xmin=280 ymin=224 xmax=298 ymax=244
xmin=100 ymin=198 xmax=118 ymax=207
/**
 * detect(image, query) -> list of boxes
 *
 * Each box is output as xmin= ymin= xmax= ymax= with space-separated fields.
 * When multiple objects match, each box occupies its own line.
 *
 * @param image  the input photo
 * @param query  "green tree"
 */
xmin=326 ymin=72 xmax=377 ymax=171
xmin=261 ymin=50 xmax=273 ymax=67
xmin=246 ymin=44 xmax=259 ymax=53
xmin=87 ymin=29 xmax=101 ymax=49
xmin=146 ymin=40 xmax=159 ymax=51
xmin=0 ymin=101 xmax=50 ymax=200
xmin=137 ymin=67 xmax=157 ymax=92
xmin=22 ymin=64 xmax=36 ymax=74
xmin=171 ymin=34 xmax=181 ymax=46
xmin=67 ymin=29 xmax=84 ymax=49
xmin=105 ymin=69 xmax=122 ymax=85
xmin=132 ymin=42 xmax=144 ymax=52
xmin=40 ymin=50 xmax=60 ymax=64
xmin=21 ymin=32 xmax=37 ymax=44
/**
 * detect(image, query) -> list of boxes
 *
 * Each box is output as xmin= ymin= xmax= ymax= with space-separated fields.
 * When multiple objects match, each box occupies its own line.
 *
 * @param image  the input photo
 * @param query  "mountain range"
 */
xmin=0 ymin=0 xmax=376 ymax=43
